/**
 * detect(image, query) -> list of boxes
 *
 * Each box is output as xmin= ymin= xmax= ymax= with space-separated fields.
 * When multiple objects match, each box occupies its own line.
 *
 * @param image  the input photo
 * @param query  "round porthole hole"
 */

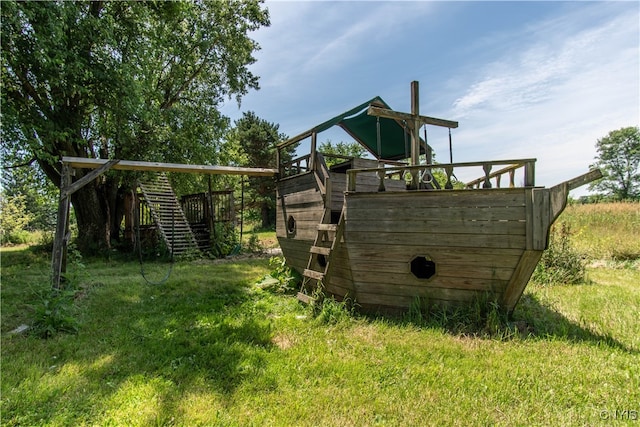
xmin=287 ymin=215 xmax=296 ymax=234
xmin=411 ymin=256 xmax=436 ymax=279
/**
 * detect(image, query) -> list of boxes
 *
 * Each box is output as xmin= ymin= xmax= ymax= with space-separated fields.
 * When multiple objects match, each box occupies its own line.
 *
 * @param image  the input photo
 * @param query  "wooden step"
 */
xmin=303 ymin=269 xmax=324 ymax=281
xmin=317 ymin=224 xmax=337 ymax=232
xmin=310 ymin=246 xmax=331 ymax=256
xmin=297 ymin=292 xmax=315 ymax=304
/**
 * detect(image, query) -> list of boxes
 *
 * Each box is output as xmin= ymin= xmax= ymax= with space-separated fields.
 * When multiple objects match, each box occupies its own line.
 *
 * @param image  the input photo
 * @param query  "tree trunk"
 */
xmin=70 ymin=178 xmax=111 ymax=254
xmin=261 ymin=201 xmax=270 ymax=230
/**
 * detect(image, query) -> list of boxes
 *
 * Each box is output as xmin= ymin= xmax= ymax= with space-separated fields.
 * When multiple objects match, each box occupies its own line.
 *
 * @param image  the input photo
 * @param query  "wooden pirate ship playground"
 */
xmin=52 ymin=81 xmax=600 ymax=315
xmin=275 ymin=81 xmax=601 ymax=314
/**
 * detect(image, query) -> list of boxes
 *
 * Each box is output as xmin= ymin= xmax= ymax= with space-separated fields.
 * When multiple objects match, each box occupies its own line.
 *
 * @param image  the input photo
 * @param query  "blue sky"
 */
xmin=221 ymin=1 xmax=639 ymax=196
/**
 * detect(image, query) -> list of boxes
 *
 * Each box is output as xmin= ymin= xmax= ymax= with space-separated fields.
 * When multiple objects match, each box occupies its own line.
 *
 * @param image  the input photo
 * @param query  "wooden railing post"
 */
xmin=524 ymin=161 xmax=535 ymax=187
xmin=347 ymin=170 xmax=357 ymax=192
xmin=377 ymin=169 xmax=386 ymax=192
xmin=482 ymin=163 xmax=492 ymax=188
xmin=444 ymin=165 xmax=454 ymax=190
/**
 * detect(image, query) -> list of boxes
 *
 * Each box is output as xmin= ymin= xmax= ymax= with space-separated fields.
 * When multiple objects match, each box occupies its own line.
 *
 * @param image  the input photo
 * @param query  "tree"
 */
xmin=226 ymin=112 xmax=289 ymax=229
xmin=1 ymin=159 xmax=58 ymax=232
xmin=1 ymin=0 xmax=269 ymax=252
xmin=589 ymin=126 xmax=640 ymax=200
xmin=318 ymin=140 xmax=367 ymax=167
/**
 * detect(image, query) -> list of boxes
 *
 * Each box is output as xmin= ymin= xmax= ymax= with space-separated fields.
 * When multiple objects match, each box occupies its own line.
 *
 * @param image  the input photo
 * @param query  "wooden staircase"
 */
xmin=137 ymin=174 xmax=200 ymax=256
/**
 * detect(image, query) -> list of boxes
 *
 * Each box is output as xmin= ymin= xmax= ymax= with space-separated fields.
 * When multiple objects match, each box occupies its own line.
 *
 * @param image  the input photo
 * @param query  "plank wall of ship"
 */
xmin=276 ymin=172 xmax=324 ymax=273
xmin=331 ymin=188 xmax=528 ymax=310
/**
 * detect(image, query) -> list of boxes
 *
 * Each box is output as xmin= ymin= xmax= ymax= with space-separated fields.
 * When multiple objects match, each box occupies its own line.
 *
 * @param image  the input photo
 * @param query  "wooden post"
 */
xmin=51 ymin=164 xmax=72 ymax=290
xmin=310 ymin=132 xmax=317 ymax=172
xmin=410 ymin=81 xmax=420 ymax=189
xmin=51 ymin=159 xmax=121 ymax=290
xmin=524 ymin=161 xmax=535 ymax=187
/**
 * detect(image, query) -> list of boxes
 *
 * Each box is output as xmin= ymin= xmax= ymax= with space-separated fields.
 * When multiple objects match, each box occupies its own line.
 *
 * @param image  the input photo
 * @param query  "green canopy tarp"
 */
xmin=310 ymin=96 xmax=425 ymax=161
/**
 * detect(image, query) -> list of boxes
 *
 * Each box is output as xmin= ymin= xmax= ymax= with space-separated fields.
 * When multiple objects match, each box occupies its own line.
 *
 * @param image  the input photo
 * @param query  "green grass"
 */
xmin=2 ymin=243 xmax=638 ymax=426
xmin=2 ymin=204 xmax=639 ymax=426
xmin=559 ymin=202 xmax=640 ymax=261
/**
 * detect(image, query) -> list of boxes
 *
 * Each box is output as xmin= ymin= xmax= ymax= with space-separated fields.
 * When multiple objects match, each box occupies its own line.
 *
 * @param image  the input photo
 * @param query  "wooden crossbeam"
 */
xmin=367 ymin=105 xmax=459 ymax=129
xmin=62 ymin=157 xmax=278 ymax=177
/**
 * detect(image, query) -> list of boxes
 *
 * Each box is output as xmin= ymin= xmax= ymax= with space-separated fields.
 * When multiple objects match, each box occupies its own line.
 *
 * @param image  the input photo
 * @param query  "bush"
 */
xmin=256 ymin=257 xmax=300 ymax=294
xmin=533 ymin=223 xmax=586 ymax=285
xmin=29 ymin=289 xmax=79 ymax=338
xmin=0 ymin=194 xmax=34 ymax=245
xmin=210 ymin=222 xmax=240 ymax=258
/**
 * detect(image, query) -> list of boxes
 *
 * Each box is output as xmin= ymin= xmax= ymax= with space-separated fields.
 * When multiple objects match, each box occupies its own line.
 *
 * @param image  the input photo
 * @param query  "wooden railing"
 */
xmin=464 ymin=160 xmax=536 ymax=189
xmin=180 ymin=190 xmax=234 ymax=224
xmin=181 ymin=192 xmax=208 ymax=223
xmin=346 ymin=159 xmax=536 ymax=192
xmin=280 ymin=154 xmax=311 ymax=178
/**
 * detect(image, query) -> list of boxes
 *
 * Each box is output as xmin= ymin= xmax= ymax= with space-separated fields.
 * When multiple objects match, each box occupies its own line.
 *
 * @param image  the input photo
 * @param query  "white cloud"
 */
xmin=448 ymin=3 xmax=639 ymax=190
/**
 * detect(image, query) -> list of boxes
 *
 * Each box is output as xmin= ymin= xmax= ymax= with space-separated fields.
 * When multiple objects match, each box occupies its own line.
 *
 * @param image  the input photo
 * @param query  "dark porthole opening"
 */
xmin=287 ymin=215 xmax=296 ymax=235
xmin=411 ymin=256 xmax=436 ymax=279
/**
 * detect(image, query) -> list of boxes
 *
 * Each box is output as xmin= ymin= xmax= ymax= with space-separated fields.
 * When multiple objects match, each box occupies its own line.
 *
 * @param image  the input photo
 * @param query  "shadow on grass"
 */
xmin=362 ymin=292 xmax=637 ymax=354
xmin=1 ymin=254 xmax=275 ymax=425
xmin=511 ymin=292 xmax=636 ymax=353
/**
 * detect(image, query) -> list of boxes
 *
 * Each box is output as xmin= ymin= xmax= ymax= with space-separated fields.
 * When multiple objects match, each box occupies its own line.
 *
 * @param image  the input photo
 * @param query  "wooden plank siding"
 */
xmin=329 ymin=171 xmax=405 ymax=212
xmin=277 ymin=171 xmax=548 ymax=313
xmin=336 ymin=189 xmax=529 ymax=310
xmin=276 ymin=172 xmax=324 ymax=274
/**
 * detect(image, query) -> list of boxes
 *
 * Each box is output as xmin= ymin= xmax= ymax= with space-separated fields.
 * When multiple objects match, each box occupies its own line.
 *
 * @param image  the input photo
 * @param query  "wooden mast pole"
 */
xmin=367 ymin=81 xmax=458 ymax=189
xmin=410 ymin=81 xmax=420 ymax=167
xmin=410 ymin=81 xmax=420 ymax=189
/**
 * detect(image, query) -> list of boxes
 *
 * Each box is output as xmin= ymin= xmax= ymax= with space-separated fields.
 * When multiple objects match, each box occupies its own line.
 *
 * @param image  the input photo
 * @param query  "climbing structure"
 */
xmin=137 ymin=174 xmax=200 ymax=256
xmin=275 ymin=81 xmax=602 ymax=314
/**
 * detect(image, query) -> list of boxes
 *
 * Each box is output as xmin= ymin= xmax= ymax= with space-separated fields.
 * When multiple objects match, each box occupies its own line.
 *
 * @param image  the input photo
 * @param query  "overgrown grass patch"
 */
xmin=560 ymin=201 xmax=640 ymax=261
xmin=2 ymin=246 xmax=638 ymax=426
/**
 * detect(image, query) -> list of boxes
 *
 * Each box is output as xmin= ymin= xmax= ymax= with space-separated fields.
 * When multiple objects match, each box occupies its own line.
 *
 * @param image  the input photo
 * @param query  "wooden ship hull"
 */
xmin=275 ymin=82 xmax=600 ymax=314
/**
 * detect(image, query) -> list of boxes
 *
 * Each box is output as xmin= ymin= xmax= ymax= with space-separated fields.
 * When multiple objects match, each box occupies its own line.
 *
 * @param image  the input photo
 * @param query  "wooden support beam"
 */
xmin=52 ymin=160 xmax=122 ymax=290
xmin=64 ymin=159 xmax=121 ymax=197
xmin=367 ymin=105 xmax=459 ymax=129
xmin=62 ymin=157 xmax=278 ymax=177
xmin=51 ymin=164 xmax=72 ymax=290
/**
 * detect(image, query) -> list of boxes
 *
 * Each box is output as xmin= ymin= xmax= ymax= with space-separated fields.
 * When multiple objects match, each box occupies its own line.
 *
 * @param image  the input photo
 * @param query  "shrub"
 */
xmin=0 ymin=194 xmax=34 ymax=245
xmin=533 ymin=223 xmax=586 ymax=285
xmin=210 ymin=222 xmax=240 ymax=258
xmin=256 ymin=256 xmax=300 ymax=294
xmin=29 ymin=289 xmax=79 ymax=338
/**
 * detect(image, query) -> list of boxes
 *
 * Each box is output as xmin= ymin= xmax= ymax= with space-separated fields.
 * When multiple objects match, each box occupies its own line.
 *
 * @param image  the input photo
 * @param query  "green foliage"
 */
xmin=589 ymin=126 xmax=640 ymax=200
xmin=405 ymin=294 xmax=512 ymax=338
xmin=319 ymin=139 xmax=368 ymax=167
xmin=210 ymin=222 xmax=240 ymax=258
xmin=307 ymin=286 xmax=357 ymax=325
xmin=533 ymin=223 xmax=586 ymax=285
xmin=0 ymin=193 xmax=34 ymax=244
xmin=1 ymin=0 xmax=270 ymax=252
xmin=244 ymin=233 xmax=264 ymax=254
xmin=1 ymin=161 xmax=58 ymax=232
xmin=556 ymin=202 xmax=640 ymax=262
xmin=225 ymin=112 xmax=290 ymax=229
xmin=29 ymin=288 xmax=79 ymax=338
xmin=256 ymin=256 xmax=300 ymax=293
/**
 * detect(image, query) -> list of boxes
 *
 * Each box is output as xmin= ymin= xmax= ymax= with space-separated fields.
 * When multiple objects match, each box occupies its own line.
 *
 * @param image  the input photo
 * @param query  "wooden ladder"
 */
xmin=138 ymin=174 xmax=200 ymax=256
xmin=298 ymin=209 xmax=344 ymax=304
xmin=298 ymin=152 xmax=341 ymax=303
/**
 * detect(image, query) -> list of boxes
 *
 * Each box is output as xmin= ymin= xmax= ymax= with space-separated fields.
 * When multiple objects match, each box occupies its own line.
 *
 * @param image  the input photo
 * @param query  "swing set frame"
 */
xmin=51 ymin=156 xmax=277 ymax=290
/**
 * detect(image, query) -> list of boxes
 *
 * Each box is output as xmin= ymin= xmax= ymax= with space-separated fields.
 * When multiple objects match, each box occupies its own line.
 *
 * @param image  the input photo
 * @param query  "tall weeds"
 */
xmin=533 ymin=223 xmax=586 ymax=285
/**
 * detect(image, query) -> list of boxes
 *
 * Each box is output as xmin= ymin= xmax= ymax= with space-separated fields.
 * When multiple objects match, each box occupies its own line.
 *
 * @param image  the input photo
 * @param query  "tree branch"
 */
xmin=3 ymin=156 xmax=37 ymax=169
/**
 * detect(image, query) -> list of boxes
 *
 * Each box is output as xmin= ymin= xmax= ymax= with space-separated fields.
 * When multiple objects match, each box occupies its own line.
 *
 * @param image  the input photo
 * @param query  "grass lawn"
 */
xmin=1 ymin=204 xmax=639 ymax=426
